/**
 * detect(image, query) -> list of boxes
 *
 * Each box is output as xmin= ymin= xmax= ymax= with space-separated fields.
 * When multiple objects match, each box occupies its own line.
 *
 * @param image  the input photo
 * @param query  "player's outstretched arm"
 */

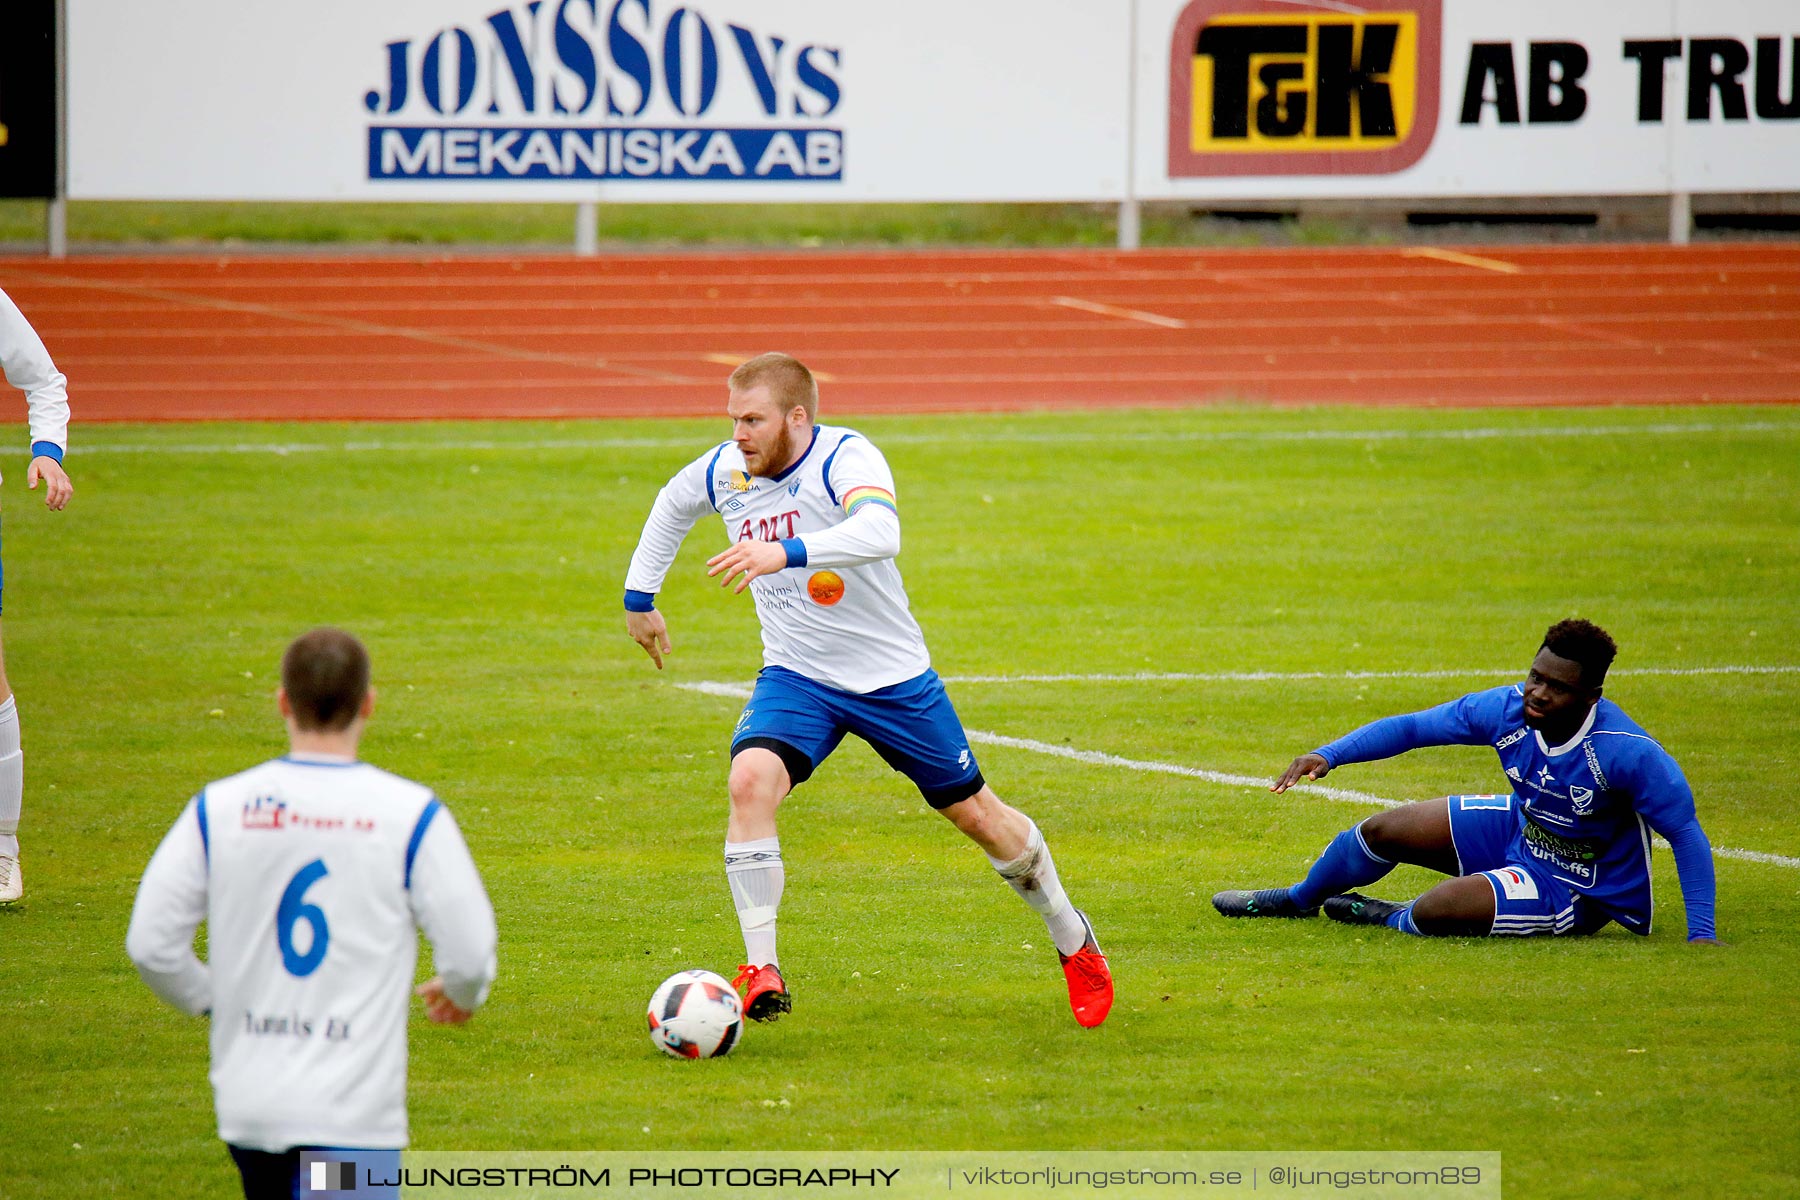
xmin=1270 ymin=694 xmax=1504 ymax=795
xmin=27 ymin=455 xmax=71 ymax=510
xmin=1272 ymin=752 xmax=1330 ymax=793
xmin=627 ymin=608 xmax=673 ymax=669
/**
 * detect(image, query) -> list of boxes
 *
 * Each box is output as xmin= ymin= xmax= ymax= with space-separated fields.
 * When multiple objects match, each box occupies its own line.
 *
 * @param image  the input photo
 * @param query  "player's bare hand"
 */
xmin=415 ymin=976 xmax=473 ymax=1024
xmin=627 ymin=608 xmax=672 ymax=670
xmin=1272 ymin=752 xmax=1330 ymax=793
xmin=27 ymin=456 xmax=72 ymax=510
xmin=706 ymin=539 xmax=787 ymax=594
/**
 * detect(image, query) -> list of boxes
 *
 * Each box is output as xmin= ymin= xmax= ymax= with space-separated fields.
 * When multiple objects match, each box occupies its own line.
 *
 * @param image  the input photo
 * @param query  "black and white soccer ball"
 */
xmin=646 ymin=969 xmax=744 ymax=1059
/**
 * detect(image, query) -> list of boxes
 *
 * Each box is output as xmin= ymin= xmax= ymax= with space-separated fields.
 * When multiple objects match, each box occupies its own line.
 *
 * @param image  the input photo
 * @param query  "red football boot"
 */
xmin=732 ymin=963 xmax=792 ymax=1022
xmin=1058 ymin=911 xmax=1113 ymax=1028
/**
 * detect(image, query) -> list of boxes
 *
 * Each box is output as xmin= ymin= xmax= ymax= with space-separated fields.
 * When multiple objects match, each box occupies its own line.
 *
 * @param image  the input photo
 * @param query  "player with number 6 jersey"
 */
xmin=127 ymin=629 xmax=497 ymax=1199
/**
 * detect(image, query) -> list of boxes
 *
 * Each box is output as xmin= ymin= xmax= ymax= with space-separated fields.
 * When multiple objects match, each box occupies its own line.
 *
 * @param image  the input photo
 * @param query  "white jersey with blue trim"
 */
xmin=626 ymin=424 xmax=930 ymax=693
xmin=126 ymin=754 xmax=497 ymax=1151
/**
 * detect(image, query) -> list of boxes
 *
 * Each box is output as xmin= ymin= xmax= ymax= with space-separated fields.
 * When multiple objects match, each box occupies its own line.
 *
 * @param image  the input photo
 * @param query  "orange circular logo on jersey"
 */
xmin=807 ymin=571 xmax=845 ymax=606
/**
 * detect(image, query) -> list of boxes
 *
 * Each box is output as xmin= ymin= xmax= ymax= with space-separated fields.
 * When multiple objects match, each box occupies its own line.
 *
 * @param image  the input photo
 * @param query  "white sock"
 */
xmin=725 ymin=836 xmax=783 ymax=967
xmin=0 ymin=697 xmax=19 ymax=858
xmin=987 ymin=820 xmax=1087 ymax=955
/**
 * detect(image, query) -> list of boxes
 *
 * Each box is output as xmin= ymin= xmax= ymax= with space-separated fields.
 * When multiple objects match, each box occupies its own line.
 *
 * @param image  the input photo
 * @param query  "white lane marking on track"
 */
xmin=700 ymin=351 xmax=836 ymax=381
xmin=1402 ymin=248 xmax=1524 ymax=275
xmin=675 ymin=680 xmax=1800 ymax=871
xmin=71 ymin=420 xmax=1800 ymax=456
xmin=1049 ymin=296 xmax=1187 ymax=329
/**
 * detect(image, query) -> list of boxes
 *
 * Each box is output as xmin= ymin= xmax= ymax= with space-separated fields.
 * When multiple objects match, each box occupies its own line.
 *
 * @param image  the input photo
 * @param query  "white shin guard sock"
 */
xmin=0 ymin=697 xmax=20 ymax=859
xmin=988 ymin=820 xmax=1087 ymax=955
xmin=725 ymin=837 xmax=784 ymax=967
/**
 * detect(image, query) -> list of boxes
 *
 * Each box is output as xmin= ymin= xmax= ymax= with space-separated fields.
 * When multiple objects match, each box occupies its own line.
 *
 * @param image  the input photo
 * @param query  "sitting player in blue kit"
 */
xmin=1213 ymin=619 xmax=1720 ymax=943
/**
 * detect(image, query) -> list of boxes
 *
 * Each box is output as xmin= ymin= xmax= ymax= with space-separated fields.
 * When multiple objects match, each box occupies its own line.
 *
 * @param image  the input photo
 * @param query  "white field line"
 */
xmin=675 ymin=679 xmax=1800 ymax=872
xmin=71 ymin=419 xmax=1800 ymax=457
xmin=942 ymin=665 xmax=1800 ymax=684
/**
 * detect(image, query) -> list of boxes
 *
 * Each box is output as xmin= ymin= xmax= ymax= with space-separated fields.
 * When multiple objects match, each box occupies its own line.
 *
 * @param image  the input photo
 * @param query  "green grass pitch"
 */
xmin=6 ymin=404 xmax=1797 ymax=1198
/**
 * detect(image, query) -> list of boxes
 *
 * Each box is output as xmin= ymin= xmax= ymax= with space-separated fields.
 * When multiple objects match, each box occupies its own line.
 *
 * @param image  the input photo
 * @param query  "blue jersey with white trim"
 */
xmin=1318 ymin=685 xmax=1701 ymax=928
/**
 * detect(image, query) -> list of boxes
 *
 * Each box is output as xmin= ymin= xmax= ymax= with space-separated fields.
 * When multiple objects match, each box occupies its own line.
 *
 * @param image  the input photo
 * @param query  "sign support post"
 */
xmin=50 ymin=0 xmax=68 ymax=258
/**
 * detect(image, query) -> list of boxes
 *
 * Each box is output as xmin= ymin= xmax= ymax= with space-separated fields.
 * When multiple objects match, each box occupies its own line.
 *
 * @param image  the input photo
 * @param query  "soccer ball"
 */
xmin=646 ymin=969 xmax=744 ymax=1059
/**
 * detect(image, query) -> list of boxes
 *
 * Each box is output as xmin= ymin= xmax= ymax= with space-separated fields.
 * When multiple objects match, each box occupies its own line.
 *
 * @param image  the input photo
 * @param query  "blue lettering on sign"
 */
xmin=363 ymin=0 xmax=844 ymax=184
xmin=371 ymin=126 xmax=841 ymax=181
xmin=607 ymin=0 xmax=654 ymax=117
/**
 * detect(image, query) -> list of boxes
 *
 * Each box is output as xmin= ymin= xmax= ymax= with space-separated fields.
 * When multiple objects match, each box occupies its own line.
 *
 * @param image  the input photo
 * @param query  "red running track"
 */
xmin=2 ymin=244 xmax=1796 ymax=420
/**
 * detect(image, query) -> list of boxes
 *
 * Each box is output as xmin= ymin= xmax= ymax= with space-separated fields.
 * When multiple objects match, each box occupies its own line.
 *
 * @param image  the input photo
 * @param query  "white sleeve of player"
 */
xmin=801 ymin=436 xmax=900 ymax=567
xmin=408 ymin=805 xmax=498 ymax=1013
xmin=624 ymin=448 xmax=722 ymax=598
xmin=0 ymin=287 xmax=71 ymax=454
xmin=125 ymin=798 xmax=213 ymax=1016
xmin=798 ymin=504 xmax=900 ymax=568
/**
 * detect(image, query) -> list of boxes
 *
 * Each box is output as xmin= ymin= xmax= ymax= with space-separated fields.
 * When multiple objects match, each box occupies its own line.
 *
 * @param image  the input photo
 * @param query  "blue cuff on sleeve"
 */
xmin=30 ymin=441 xmax=62 ymax=464
xmin=780 ymin=538 xmax=808 ymax=568
xmin=624 ymin=590 xmax=657 ymax=613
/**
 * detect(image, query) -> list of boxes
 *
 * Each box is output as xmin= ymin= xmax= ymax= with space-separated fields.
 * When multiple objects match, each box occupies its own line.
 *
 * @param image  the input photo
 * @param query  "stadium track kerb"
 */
xmin=4 ymin=244 xmax=1797 ymax=420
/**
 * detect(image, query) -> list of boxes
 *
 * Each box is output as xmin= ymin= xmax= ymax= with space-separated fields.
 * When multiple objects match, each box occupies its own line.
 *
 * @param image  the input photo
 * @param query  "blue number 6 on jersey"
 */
xmin=276 ymin=859 xmax=331 ymax=976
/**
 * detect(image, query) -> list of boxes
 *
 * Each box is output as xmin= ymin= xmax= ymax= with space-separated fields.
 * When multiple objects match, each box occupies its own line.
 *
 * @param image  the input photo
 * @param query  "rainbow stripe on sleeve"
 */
xmin=842 ymin=485 xmax=897 ymax=516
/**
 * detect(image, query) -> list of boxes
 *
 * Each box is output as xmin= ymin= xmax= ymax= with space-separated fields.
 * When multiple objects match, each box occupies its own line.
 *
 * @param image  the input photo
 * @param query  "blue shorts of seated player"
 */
xmin=1447 ymin=794 xmax=1621 ymax=937
xmin=731 ymin=666 xmax=984 ymax=808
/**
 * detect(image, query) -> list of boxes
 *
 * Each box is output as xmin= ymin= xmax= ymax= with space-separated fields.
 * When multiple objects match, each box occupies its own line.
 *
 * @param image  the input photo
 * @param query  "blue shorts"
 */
xmin=731 ymin=666 xmax=984 ymax=808
xmin=1446 ymin=794 xmax=1611 ymax=937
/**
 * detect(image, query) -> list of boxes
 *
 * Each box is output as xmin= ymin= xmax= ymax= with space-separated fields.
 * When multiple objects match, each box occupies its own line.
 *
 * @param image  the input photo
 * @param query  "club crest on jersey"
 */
xmin=242 ymin=795 xmax=287 ymax=830
xmin=788 ymin=480 xmax=802 ymax=496
xmin=1569 ymin=785 xmax=1596 ymax=814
